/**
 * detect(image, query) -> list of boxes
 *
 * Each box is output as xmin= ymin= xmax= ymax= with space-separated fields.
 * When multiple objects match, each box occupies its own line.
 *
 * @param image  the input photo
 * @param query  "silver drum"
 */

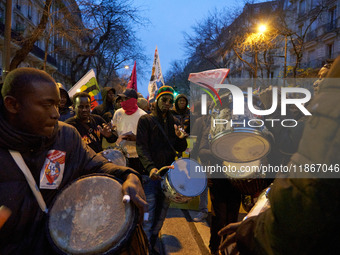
xmin=161 ymin=158 xmax=207 ymax=204
xmin=209 ymin=92 xmax=272 ymax=163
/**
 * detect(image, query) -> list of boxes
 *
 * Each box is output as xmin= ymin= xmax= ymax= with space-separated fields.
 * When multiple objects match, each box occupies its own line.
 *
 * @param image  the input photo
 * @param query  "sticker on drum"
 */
xmin=162 ymin=158 xmax=207 ymax=203
xmin=47 ymin=174 xmax=138 ymax=255
xmin=100 ymin=149 xmax=126 ymax=166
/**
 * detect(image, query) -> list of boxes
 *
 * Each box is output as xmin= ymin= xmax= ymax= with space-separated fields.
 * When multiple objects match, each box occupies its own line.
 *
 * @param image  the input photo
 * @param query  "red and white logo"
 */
xmin=40 ymin=150 xmax=66 ymax=189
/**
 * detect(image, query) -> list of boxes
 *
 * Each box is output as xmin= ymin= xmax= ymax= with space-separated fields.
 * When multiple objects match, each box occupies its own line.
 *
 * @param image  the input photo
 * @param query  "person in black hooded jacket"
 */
xmin=92 ymin=87 xmax=116 ymax=122
xmin=0 ymin=68 xmax=147 ymax=255
xmin=57 ymin=82 xmax=75 ymax=122
xmin=171 ymin=93 xmax=190 ymax=134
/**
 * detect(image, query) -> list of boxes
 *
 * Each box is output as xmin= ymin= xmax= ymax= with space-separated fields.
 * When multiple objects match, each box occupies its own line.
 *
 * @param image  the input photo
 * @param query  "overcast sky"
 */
xmin=134 ymin=0 xmax=244 ymax=97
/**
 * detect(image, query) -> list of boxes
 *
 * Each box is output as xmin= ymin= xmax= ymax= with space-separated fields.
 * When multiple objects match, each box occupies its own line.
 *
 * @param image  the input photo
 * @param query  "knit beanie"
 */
xmin=156 ymin=85 xmax=174 ymax=101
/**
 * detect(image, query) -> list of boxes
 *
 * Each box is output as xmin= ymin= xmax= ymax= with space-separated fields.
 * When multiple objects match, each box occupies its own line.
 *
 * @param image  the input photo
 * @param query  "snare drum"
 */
xmin=209 ymin=92 xmax=272 ymax=163
xmin=99 ymin=148 xmax=126 ymax=166
xmin=161 ymin=158 xmax=207 ymax=204
xmin=47 ymin=174 xmax=148 ymax=255
xmin=222 ymin=160 xmax=267 ymax=196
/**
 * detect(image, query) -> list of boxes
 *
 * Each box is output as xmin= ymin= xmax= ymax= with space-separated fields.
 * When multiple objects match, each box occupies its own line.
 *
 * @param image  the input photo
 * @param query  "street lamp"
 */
xmin=258 ymin=24 xmax=267 ymax=34
xmin=124 ymin=65 xmax=129 ymax=70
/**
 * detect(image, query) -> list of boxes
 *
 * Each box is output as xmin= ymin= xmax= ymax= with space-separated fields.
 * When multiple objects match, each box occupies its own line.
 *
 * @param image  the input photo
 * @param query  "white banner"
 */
xmin=148 ymin=46 xmax=165 ymax=101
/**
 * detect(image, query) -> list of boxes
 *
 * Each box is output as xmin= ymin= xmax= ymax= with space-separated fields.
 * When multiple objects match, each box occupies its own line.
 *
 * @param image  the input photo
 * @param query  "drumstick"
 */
xmin=122 ymin=195 xmax=130 ymax=203
xmin=0 ymin=205 xmax=11 ymax=229
xmin=122 ymin=195 xmax=149 ymax=222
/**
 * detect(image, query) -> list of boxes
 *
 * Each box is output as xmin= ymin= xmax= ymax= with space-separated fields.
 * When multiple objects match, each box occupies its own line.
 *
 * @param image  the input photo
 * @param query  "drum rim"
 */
xmin=46 ymin=173 xmax=138 ymax=255
xmin=100 ymin=149 xmax=127 ymax=166
xmin=167 ymin=158 xmax=207 ymax=198
xmin=210 ymin=129 xmax=271 ymax=163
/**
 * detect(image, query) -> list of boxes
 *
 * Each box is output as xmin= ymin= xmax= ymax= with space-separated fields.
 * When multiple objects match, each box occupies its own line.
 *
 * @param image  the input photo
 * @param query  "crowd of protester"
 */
xmin=1 ymin=56 xmax=339 ymax=255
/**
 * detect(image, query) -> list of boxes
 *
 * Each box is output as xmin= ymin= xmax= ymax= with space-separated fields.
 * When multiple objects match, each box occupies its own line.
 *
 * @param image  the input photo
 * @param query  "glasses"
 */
xmin=161 ymin=97 xmax=174 ymax=104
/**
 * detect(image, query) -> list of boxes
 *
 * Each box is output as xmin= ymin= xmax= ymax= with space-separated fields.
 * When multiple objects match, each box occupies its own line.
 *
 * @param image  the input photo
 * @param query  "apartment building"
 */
xmin=219 ymin=0 xmax=339 ymax=79
xmin=0 ymin=0 xmax=87 ymax=88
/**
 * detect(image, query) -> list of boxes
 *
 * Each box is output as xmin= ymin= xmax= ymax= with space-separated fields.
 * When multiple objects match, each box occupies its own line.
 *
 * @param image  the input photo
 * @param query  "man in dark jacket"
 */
xmin=219 ymin=56 xmax=340 ymax=255
xmin=136 ymin=85 xmax=187 ymax=254
xmin=92 ymin=87 xmax=116 ymax=122
xmin=65 ymin=92 xmax=118 ymax=153
xmin=0 ymin=68 xmax=147 ymax=254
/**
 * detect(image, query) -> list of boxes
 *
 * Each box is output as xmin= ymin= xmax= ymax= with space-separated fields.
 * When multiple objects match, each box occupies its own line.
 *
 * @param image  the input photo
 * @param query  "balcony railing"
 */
xmin=306 ymin=31 xmax=317 ymax=41
xmin=324 ymin=20 xmax=337 ymax=33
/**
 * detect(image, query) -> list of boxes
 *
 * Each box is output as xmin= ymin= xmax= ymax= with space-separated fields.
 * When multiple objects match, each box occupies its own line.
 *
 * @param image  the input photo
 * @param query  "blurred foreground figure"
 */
xmin=219 ymin=56 xmax=340 ymax=255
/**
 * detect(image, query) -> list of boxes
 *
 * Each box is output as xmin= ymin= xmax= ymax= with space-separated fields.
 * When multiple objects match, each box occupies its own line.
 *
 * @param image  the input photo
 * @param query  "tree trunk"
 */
xmin=9 ymin=0 xmax=52 ymax=70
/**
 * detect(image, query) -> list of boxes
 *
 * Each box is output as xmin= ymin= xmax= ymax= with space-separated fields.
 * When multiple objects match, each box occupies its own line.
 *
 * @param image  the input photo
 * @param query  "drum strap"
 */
xmin=9 ymin=150 xmax=48 ymax=213
xmin=151 ymin=116 xmax=177 ymax=154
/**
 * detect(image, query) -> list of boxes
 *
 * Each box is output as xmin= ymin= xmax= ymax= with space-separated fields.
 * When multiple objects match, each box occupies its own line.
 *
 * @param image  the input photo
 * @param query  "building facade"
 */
xmin=0 ymin=0 xmax=87 ymax=88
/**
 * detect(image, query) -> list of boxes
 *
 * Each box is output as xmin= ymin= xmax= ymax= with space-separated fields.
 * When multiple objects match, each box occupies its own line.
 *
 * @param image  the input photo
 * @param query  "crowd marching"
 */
xmin=1 ymin=55 xmax=340 ymax=255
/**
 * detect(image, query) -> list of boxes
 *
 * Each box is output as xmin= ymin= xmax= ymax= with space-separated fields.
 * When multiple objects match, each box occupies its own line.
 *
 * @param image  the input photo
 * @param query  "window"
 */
xmin=327 ymin=43 xmax=334 ymax=59
xmin=299 ymin=0 xmax=306 ymax=15
xmin=311 ymin=0 xmax=319 ymax=9
xmin=329 ymin=7 xmax=337 ymax=30
xmin=37 ymin=10 xmax=41 ymax=25
xmin=27 ymin=1 xmax=32 ymax=20
xmin=15 ymin=0 xmax=21 ymax=10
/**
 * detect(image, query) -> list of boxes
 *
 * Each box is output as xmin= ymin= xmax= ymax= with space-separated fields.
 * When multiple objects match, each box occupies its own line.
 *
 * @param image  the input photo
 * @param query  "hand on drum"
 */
xmin=0 ymin=205 xmax=11 ymax=229
xmin=218 ymin=221 xmax=242 ymax=255
xmin=97 ymin=123 xmax=114 ymax=138
xmin=122 ymin=174 xmax=148 ymax=223
xmin=174 ymin=124 xmax=188 ymax=139
xmin=149 ymin=168 xmax=163 ymax=181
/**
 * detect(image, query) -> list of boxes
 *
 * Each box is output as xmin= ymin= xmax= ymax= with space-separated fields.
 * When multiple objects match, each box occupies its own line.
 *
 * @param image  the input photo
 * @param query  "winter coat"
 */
xmin=0 ymin=112 xmax=139 ymax=254
xmin=136 ymin=110 xmax=187 ymax=173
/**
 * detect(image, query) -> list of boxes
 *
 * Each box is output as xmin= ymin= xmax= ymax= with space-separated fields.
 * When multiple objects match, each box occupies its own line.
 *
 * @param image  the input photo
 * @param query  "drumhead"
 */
xmin=222 ymin=160 xmax=261 ymax=179
xmin=100 ymin=149 xmax=126 ymax=166
xmin=168 ymin=158 xmax=207 ymax=197
xmin=47 ymin=174 xmax=137 ymax=255
xmin=210 ymin=129 xmax=271 ymax=163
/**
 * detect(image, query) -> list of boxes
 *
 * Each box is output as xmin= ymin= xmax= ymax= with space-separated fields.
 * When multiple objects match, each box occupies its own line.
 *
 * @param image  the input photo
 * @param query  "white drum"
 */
xmin=209 ymin=92 xmax=272 ymax=163
xmin=161 ymin=158 xmax=207 ymax=204
xmin=99 ymin=149 xmax=126 ymax=166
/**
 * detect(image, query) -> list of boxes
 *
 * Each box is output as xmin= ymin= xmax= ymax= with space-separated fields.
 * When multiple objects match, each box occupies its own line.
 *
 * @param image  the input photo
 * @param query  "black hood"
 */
xmin=0 ymin=98 xmax=58 ymax=153
xmin=174 ymin=94 xmax=189 ymax=114
xmin=59 ymin=87 xmax=72 ymax=107
xmin=101 ymin=87 xmax=116 ymax=105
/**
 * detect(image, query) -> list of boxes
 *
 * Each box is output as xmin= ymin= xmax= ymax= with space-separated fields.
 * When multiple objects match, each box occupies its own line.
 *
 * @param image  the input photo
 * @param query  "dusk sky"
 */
xmin=134 ymin=0 xmax=244 ymax=97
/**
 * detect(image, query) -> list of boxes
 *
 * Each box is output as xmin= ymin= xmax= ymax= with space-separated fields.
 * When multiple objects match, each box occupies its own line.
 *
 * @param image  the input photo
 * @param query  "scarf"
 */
xmin=121 ymin=98 xmax=138 ymax=115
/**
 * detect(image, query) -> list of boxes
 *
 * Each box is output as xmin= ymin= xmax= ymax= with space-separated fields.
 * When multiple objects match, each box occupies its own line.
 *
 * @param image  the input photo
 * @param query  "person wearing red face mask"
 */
xmin=111 ymin=89 xmax=147 ymax=174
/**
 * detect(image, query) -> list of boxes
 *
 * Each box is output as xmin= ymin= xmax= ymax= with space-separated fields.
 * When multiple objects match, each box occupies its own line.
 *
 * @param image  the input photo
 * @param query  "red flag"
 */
xmin=127 ymin=61 xmax=137 ymax=91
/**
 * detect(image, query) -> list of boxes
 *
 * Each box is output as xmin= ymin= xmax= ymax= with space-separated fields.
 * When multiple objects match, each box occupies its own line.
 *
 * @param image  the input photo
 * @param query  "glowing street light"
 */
xmin=124 ymin=65 xmax=129 ymax=69
xmin=258 ymin=24 xmax=267 ymax=34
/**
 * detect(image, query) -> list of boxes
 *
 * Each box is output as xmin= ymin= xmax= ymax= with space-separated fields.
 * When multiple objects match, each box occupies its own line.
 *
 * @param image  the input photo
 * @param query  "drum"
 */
xmin=47 ymin=174 xmax=148 ymax=255
xmin=209 ymin=92 xmax=272 ymax=163
xmin=161 ymin=158 xmax=207 ymax=204
xmin=222 ymin=160 xmax=267 ymax=196
xmin=99 ymin=149 xmax=126 ymax=166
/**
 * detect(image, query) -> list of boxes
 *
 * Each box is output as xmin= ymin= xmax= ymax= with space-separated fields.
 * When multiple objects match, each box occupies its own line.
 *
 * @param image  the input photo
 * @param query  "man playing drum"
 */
xmin=136 ymin=85 xmax=187 ymax=254
xmin=65 ymin=91 xmax=118 ymax=153
xmin=0 ymin=68 xmax=147 ymax=254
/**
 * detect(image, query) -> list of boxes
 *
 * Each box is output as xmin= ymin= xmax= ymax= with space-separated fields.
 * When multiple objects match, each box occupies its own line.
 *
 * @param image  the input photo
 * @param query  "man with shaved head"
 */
xmin=0 ymin=68 xmax=147 ymax=254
